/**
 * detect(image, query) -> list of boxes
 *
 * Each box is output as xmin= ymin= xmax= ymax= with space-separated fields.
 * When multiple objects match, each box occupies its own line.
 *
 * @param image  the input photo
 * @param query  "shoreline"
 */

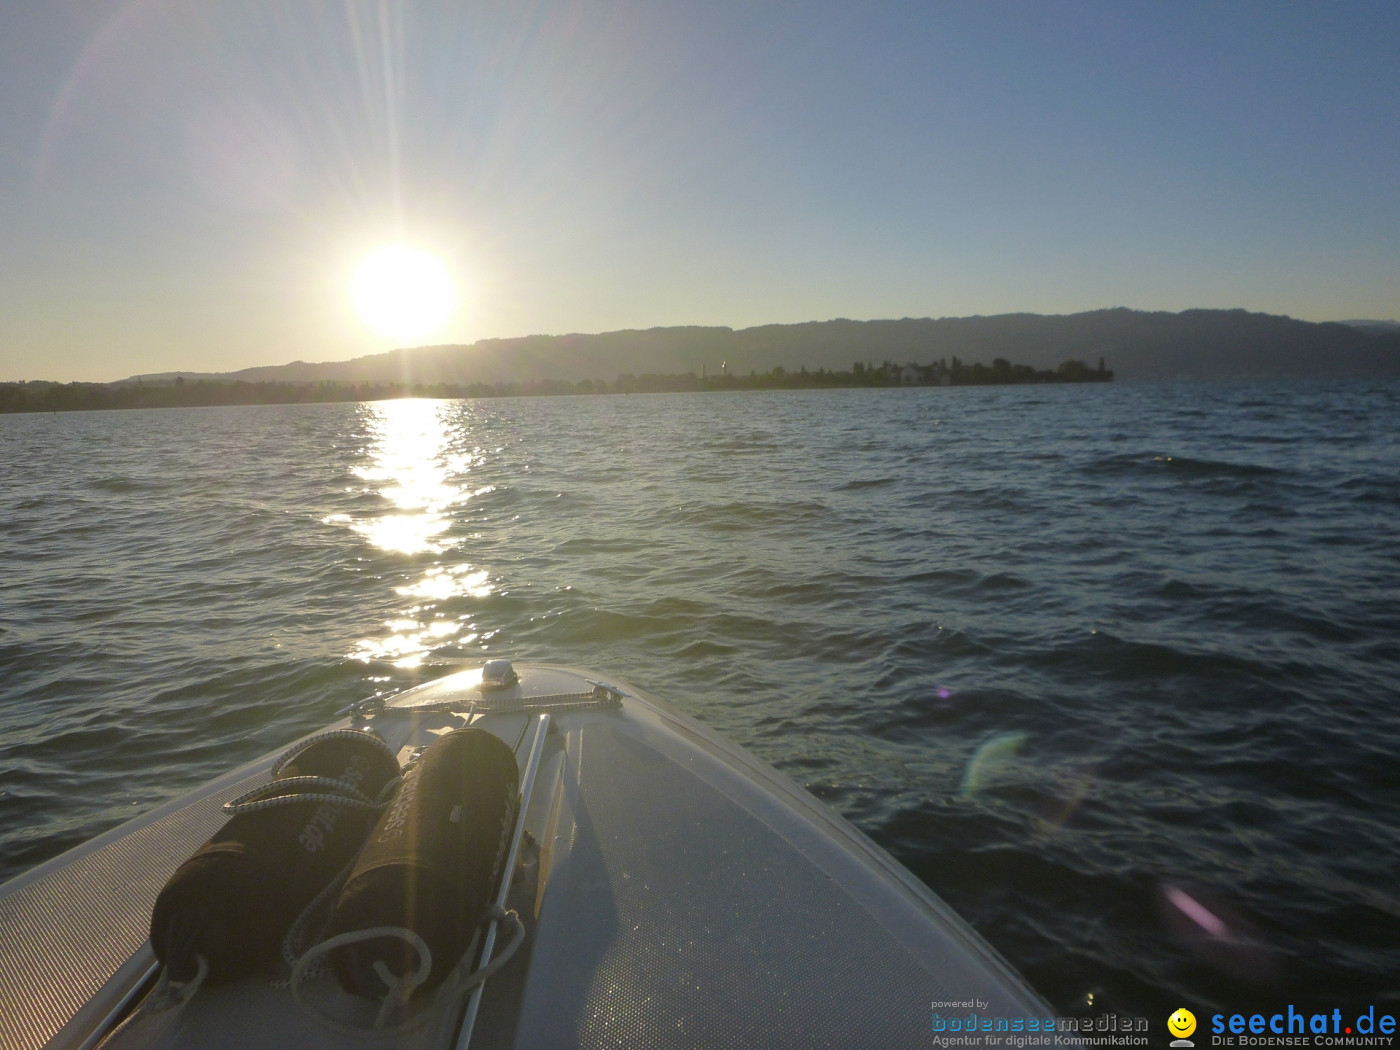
xmin=1 ymin=358 xmax=1111 ymax=414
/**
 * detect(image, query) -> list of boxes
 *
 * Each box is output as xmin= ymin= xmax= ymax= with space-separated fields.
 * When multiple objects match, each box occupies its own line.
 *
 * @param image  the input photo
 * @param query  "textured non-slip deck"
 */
xmin=0 ymin=766 xmax=270 ymax=1050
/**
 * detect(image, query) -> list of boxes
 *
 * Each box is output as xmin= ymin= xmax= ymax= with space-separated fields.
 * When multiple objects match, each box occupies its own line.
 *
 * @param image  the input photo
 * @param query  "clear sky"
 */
xmin=2 ymin=1 xmax=1397 ymax=382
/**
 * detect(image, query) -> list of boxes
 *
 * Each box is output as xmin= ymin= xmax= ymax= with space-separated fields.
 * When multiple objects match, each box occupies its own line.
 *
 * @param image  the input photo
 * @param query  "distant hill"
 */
xmin=1340 ymin=319 xmax=1400 ymax=336
xmin=124 ymin=308 xmax=1400 ymax=386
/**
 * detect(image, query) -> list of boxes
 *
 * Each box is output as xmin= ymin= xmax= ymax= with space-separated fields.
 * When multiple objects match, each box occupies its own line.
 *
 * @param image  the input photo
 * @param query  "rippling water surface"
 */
xmin=2 ymin=381 xmax=1398 ymax=1017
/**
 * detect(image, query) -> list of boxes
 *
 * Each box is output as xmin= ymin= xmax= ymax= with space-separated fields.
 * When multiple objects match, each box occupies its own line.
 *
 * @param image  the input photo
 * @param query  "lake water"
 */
xmin=2 ymin=380 xmax=1398 ymax=1018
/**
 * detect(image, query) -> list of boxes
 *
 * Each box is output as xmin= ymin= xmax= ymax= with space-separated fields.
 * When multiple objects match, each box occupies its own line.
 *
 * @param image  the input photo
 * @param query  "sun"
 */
xmin=351 ymin=244 xmax=455 ymax=344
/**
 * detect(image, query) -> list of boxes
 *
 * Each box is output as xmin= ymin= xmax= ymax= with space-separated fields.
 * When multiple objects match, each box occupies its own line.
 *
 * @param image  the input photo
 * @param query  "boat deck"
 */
xmin=1 ymin=665 xmax=1054 ymax=1050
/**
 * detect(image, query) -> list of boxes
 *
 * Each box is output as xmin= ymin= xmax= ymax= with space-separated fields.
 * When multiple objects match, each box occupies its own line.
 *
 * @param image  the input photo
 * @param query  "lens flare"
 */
xmin=1158 ymin=883 xmax=1282 ymax=988
xmin=960 ymin=732 xmax=1028 ymax=798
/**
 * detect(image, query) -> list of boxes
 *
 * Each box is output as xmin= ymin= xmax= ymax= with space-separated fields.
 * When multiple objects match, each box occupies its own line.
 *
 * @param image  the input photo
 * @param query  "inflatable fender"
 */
xmin=150 ymin=731 xmax=401 ymax=983
xmin=324 ymin=727 xmax=520 ymax=998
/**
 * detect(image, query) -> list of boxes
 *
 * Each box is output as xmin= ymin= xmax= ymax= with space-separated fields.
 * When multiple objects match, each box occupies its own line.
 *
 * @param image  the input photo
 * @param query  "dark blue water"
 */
xmin=2 ymin=381 xmax=1398 ymax=1018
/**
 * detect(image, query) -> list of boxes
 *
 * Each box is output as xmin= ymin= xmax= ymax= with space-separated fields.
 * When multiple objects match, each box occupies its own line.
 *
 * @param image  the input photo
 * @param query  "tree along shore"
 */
xmin=1 ymin=356 xmax=1110 ymax=414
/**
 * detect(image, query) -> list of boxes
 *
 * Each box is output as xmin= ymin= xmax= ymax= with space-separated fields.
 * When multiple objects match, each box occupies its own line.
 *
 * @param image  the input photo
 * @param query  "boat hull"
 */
xmin=0 ymin=664 xmax=1056 ymax=1049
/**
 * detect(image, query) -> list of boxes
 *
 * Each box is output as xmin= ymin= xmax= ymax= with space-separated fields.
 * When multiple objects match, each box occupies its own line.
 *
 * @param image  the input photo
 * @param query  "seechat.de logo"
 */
xmin=1169 ymin=1008 xmax=1197 ymax=1047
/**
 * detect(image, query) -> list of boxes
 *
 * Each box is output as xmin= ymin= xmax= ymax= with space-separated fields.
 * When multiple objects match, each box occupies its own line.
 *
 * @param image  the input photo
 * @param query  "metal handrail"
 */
xmin=453 ymin=711 xmax=551 ymax=1050
xmin=391 ymin=688 xmax=621 ymax=715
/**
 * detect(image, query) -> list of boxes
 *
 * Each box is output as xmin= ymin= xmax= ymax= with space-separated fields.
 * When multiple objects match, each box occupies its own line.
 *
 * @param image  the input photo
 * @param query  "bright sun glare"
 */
xmin=351 ymin=244 xmax=455 ymax=344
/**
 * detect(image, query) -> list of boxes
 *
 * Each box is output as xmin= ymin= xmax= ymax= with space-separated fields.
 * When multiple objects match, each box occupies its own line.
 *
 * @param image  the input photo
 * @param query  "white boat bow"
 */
xmin=0 ymin=662 xmax=1058 ymax=1050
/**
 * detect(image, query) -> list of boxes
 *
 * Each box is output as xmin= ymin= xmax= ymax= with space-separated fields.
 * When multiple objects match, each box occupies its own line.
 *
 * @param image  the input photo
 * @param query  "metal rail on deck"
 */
xmin=389 ymin=684 xmax=623 ymax=715
xmin=69 ymin=955 xmax=160 ymax=1050
xmin=453 ymin=711 xmax=551 ymax=1050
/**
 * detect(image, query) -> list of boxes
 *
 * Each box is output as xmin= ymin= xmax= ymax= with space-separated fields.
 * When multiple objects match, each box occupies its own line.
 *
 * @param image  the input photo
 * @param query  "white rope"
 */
xmin=423 ymin=908 xmax=528 ymax=1047
xmin=99 ymin=952 xmax=210 ymax=1044
xmin=222 ymin=725 xmax=399 ymax=820
xmin=271 ymin=729 xmax=398 ymax=778
xmin=276 ymin=772 xmax=404 ymax=976
xmin=223 ymin=789 xmax=382 ymax=817
xmin=224 ymin=760 xmax=402 ymax=817
xmin=278 ymin=853 xmax=360 ymax=975
xmin=289 ymin=909 xmax=526 ymax=1038
xmin=290 ymin=926 xmax=433 ymax=1037
xmin=236 ymin=774 xmax=373 ymax=800
xmin=163 ymin=953 xmax=210 ymax=1005
xmin=436 ymin=907 xmax=526 ymax=998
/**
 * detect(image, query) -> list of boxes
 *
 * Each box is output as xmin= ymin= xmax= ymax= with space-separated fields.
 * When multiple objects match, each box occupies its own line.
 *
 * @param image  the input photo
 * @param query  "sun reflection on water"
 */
xmin=327 ymin=399 xmax=496 ymax=667
xmin=396 ymin=563 xmax=493 ymax=601
xmin=347 ymin=398 xmax=464 ymax=555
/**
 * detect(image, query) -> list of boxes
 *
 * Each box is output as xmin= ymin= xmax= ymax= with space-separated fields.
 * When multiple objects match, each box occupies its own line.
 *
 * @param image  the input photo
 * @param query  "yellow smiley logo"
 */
xmin=1168 ymin=1009 xmax=1197 ymax=1039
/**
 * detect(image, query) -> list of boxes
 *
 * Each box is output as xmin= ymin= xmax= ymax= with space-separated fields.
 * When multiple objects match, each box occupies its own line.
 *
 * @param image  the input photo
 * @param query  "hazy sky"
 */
xmin=2 ymin=1 xmax=1397 ymax=382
